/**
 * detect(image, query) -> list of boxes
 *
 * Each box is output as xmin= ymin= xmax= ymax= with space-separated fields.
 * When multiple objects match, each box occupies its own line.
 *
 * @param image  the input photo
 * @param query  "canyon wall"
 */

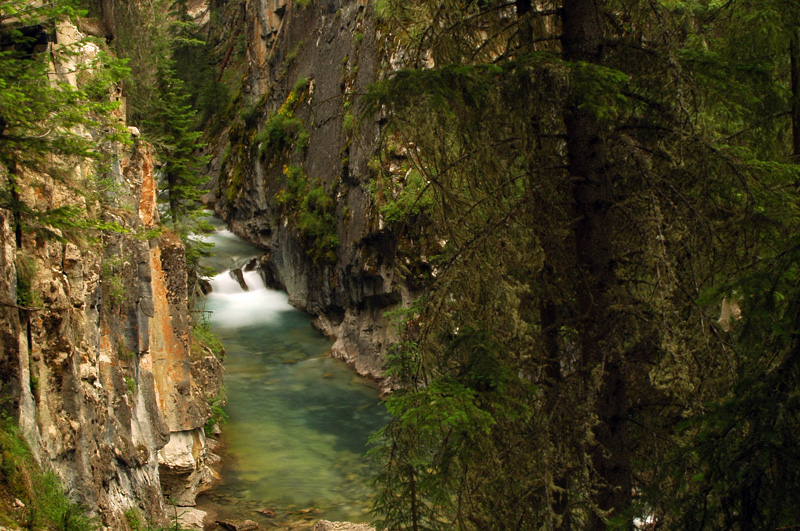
xmin=207 ymin=0 xmax=420 ymax=382
xmin=0 ymin=22 xmax=221 ymax=528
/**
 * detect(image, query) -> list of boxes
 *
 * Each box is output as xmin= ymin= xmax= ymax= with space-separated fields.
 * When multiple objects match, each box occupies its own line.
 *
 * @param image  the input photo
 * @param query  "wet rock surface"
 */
xmin=206 ymin=1 xmax=418 ymax=384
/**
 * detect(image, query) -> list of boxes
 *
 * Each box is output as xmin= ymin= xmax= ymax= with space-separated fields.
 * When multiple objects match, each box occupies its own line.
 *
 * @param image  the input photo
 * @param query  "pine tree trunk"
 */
xmin=561 ymin=0 xmax=632 ymax=526
xmin=409 ymin=467 xmax=419 ymax=531
xmin=516 ymin=0 xmax=533 ymax=49
xmin=791 ymin=29 xmax=800 ymax=161
xmin=540 ymin=266 xmax=571 ymax=528
xmin=168 ymin=172 xmax=181 ymax=226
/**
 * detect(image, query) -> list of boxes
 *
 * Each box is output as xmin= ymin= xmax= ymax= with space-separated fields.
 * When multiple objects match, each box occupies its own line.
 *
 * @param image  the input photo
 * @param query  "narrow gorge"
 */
xmin=2 ymin=1 xmax=404 ymax=529
xmin=204 ymin=0 xmax=423 ymax=383
xmin=3 ymin=0 xmax=799 ymax=529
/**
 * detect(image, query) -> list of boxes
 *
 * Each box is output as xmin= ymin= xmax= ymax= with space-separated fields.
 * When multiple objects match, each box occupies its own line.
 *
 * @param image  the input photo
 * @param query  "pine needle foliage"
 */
xmin=106 ymin=0 xmax=216 ymax=291
xmin=367 ymin=0 xmax=800 ymax=529
xmin=1 ymin=0 xmax=128 ymax=244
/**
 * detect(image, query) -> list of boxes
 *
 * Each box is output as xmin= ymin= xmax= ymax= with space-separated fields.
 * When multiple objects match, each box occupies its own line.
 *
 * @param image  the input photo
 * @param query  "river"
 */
xmin=194 ymin=216 xmax=386 ymax=529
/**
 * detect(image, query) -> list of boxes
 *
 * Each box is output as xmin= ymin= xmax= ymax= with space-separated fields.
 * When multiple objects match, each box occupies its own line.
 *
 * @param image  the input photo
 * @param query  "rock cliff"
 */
xmin=206 ymin=0 xmax=415 ymax=382
xmin=0 ymin=21 xmax=221 ymax=528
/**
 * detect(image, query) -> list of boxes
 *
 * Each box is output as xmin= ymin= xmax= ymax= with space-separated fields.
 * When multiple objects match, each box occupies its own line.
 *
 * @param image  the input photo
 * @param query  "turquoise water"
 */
xmin=195 ymin=218 xmax=385 ymax=527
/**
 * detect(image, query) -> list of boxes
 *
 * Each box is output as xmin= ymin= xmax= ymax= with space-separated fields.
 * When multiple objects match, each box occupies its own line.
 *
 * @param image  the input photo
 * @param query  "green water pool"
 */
xmin=195 ymin=219 xmax=386 ymax=527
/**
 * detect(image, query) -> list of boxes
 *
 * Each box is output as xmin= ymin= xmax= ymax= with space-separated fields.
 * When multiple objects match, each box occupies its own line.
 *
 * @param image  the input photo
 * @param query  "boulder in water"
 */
xmin=216 ymin=519 xmax=259 ymax=531
xmin=313 ymin=522 xmax=375 ymax=531
xmin=199 ymin=278 xmax=213 ymax=294
xmin=230 ymin=268 xmax=249 ymax=291
xmin=244 ymin=257 xmax=259 ymax=272
xmin=172 ymin=506 xmax=208 ymax=530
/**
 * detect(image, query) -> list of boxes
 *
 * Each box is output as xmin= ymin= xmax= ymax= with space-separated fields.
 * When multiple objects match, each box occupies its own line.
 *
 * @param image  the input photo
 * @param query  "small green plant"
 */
xmin=378 ymin=169 xmax=434 ymax=224
xmin=221 ymin=142 xmax=232 ymax=168
xmin=135 ymin=226 xmax=164 ymax=241
xmin=285 ymin=41 xmax=305 ymax=65
xmin=105 ymin=276 xmax=127 ymax=306
xmin=204 ymin=387 xmax=228 ymax=437
xmin=191 ymin=320 xmax=225 ymax=359
xmin=15 ymin=254 xmax=40 ymax=308
xmin=343 ymin=112 xmax=356 ymax=134
xmin=374 ymin=0 xmax=394 ymax=21
xmin=240 ymin=102 xmax=261 ymax=125
xmin=118 ymin=340 xmax=135 ymax=362
xmin=295 ymin=0 xmax=313 ymax=8
xmin=256 ymin=78 xmax=312 ymax=161
xmin=256 ymin=113 xmax=306 ymax=161
xmin=226 ymin=164 xmax=245 ymax=204
xmin=101 ymin=256 xmax=128 ymax=306
xmin=293 ymin=76 xmax=311 ymax=93
xmin=0 ymin=417 xmax=95 ymax=531
xmin=298 ymin=183 xmax=339 ymax=263
xmin=124 ymin=377 xmax=137 ymax=396
xmin=273 ymin=165 xmax=340 ymax=263
xmin=123 ymin=508 xmax=143 ymax=531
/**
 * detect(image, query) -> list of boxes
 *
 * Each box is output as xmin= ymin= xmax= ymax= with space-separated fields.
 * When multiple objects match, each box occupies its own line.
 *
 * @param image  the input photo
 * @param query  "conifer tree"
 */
xmin=367 ymin=0 xmax=800 ymax=528
xmin=101 ymin=0 xmax=214 ymax=287
xmin=144 ymin=62 xmax=212 ymax=283
xmin=0 ymin=0 xmax=127 ymax=245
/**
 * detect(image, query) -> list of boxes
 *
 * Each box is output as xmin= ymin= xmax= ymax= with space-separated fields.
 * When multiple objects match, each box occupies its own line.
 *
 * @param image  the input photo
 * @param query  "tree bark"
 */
xmin=409 ymin=466 xmax=419 ymax=531
xmin=517 ymin=0 xmax=533 ymax=47
xmin=791 ymin=29 xmax=800 ymax=161
xmin=561 ymin=0 xmax=632 ymax=526
xmin=167 ymin=171 xmax=181 ymax=226
xmin=540 ymin=266 xmax=571 ymax=529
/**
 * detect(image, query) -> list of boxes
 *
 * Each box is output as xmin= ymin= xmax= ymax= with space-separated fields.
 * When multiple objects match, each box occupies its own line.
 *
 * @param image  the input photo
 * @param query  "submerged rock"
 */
xmin=216 ymin=519 xmax=259 ymax=531
xmin=313 ymin=522 xmax=375 ymax=531
xmin=230 ymin=268 xmax=249 ymax=291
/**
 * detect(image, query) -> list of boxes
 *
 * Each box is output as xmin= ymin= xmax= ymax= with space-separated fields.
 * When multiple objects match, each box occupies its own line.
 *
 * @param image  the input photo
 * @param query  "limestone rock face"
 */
xmin=208 ymin=0 xmax=415 ymax=384
xmin=0 ymin=21 xmax=222 ymax=527
xmin=0 ymin=138 xmax=221 ymax=527
xmin=158 ymin=429 xmax=220 ymax=506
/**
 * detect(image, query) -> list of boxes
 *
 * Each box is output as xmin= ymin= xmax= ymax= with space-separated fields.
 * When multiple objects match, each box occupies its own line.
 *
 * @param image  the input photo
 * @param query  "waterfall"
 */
xmin=208 ymin=270 xmax=246 ymax=294
xmin=206 ymin=269 xmax=294 ymax=329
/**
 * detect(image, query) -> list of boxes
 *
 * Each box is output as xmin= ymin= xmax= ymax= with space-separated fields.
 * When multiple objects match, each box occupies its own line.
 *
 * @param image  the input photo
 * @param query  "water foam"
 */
xmin=242 ymin=270 xmax=265 ymax=291
xmin=208 ymin=271 xmax=244 ymax=294
xmin=206 ymin=270 xmax=293 ymax=328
